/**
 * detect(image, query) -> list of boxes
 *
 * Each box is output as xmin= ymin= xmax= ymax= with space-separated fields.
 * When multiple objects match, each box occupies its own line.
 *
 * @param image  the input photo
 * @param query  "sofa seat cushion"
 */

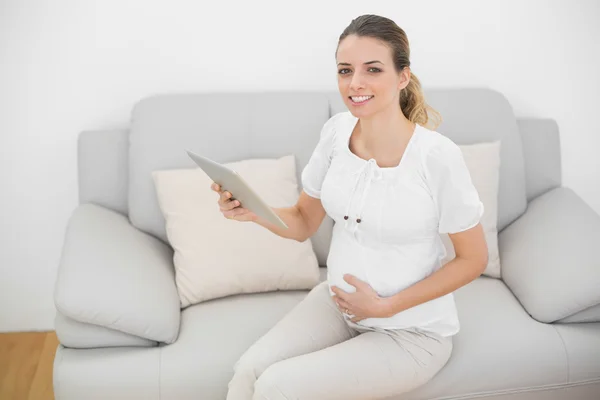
xmin=155 ymin=268 xmax=600 ymax=400
xmin=53 ymin=269 xmax=600 ymax=400
xmin=158 ymin=282 xmax=320 ymax=399
xmin=408 ymin=277 xmax=573 ymax=399
xmin=552 ymin=323 xmax=600 ymax=384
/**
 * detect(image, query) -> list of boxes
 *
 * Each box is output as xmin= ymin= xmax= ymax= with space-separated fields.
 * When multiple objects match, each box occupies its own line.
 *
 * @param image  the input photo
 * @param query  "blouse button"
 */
xmin=343 ymin=216 xmax=348 ymax=220
xmin=356 ymin=218 xmax=362 ymax=223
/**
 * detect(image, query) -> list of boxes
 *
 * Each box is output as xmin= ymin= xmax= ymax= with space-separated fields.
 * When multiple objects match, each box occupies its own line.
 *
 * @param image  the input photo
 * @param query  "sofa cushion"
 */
xmin=54 ymin=204 xmax=181 ymax=344
xmin=557 ymin=303 xmax=600 ymax=324
xmin=440 ymin=141 xmax=501 ymax=278
xmin=552 ymin=323 xmax=600 ymax=383
xmin=54 ymin=311 xmax=156 ymax=349
xmin=127 ymin=92 xmax=332 ymax=265
xmin=407 ymin=277 xmax=568 ymax=399
xmin=157 ymin=271 xmax=327 ymax=400
xmin=154 ymin=269 xmax=595 ymax=400
xmin=53 ymin=268 xmax=600 ymax=400
xmin=500 ymin=187 xmax=600 ymax=323
xmin=152 ymin=154 xmax=320 ymax=308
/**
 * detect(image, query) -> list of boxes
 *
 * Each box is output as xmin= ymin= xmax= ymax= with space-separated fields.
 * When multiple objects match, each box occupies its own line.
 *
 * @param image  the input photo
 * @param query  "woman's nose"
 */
xmin=349 ymin=72 xmax=365 ymax=91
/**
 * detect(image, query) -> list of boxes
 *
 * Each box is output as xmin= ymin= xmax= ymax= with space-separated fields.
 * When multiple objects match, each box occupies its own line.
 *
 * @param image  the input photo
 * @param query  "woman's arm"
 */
xmin=381 ymin=223 xmax=488 ymax=317
xmin=254 ymin=191 xmax=327 ymax=242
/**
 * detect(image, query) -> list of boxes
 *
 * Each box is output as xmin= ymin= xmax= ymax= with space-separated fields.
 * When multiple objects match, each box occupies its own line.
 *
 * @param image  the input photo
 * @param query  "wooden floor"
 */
xmin=0 ymin=331 xmax=59 ymax=400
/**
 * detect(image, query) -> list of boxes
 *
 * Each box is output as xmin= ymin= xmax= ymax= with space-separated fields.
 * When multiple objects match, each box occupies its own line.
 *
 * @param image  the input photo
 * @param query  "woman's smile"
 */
xmin=349 ymin=95 xmax=374 ymax=106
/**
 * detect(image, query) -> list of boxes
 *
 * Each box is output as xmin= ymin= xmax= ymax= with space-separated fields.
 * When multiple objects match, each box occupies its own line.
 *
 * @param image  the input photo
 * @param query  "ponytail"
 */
xmin=399 ymin=72 xmax=442 ymax=130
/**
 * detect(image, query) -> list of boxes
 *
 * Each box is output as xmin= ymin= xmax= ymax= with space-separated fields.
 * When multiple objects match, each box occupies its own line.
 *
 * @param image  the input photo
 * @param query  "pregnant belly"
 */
xmin=326 ymin=230 xmax=368 ymax=295
xmin=326 ymin=229 xmax=435 ymax=298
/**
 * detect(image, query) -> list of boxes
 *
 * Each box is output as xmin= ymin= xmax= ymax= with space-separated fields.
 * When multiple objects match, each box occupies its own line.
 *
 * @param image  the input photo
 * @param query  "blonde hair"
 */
xmin=337 ymin=14 xmax=442 ymax=130
xmin=400 ymin=72 xmax=441 ymax=130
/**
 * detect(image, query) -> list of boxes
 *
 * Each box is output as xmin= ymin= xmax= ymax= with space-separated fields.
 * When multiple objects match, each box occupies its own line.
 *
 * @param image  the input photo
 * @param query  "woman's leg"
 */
xmin=252 ymin=324 xmax=453 ymax=400
xmin=226 ymin=281 xmax=358 ymax=400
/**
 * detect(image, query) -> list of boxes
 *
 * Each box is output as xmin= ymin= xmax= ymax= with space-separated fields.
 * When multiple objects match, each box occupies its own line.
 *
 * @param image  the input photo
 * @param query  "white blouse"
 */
xmin=301 ymin=111 xmax=484 ymax=337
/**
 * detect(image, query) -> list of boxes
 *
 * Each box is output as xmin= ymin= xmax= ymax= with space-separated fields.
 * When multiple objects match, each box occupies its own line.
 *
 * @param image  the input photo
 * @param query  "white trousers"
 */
xmin=226 ymin=281 xmax=453 ymax=400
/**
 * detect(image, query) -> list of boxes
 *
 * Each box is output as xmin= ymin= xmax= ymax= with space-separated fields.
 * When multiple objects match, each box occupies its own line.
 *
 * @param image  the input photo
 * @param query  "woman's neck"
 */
xmin=357 ymin=105 xmax=416 ymax=152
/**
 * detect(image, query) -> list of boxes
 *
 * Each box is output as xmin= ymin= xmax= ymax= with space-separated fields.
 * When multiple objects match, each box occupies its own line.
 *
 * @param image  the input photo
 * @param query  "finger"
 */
xmin=333 ymin=296 xmax=351 ymax=311
xmin=218 ymin=191 xmax=233 ymax=205
xmin=217 ymin=196 xmax=228 ymax=207
xmin=220 ymin=199 xmax=240 ymax=211
xmin=224 ymin=207 xmax=248 ymax=219
xmin=331 ymin=295 xmax=350 ymax=306
xmin=330 ymin=286 xmax=349 ymax=301
xmin=343 ymin=274 xmax=366 ymax=290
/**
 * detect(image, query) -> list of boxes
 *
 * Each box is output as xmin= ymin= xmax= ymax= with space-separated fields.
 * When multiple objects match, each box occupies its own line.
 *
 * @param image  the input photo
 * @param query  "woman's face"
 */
xmin=336 ymin=35 xmax=409 ymax=118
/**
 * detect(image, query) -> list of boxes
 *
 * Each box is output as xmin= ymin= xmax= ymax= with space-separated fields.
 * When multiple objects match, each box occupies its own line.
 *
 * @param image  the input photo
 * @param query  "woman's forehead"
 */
xmin=337 ymin=36 xmax=392 ymax=64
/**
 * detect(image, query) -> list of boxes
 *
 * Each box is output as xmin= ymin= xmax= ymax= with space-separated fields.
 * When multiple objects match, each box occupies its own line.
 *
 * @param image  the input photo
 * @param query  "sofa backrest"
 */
xmin=423 ymin=88 xmax=530 ymax=230
xmin=78 ymin=89 xmax=562 ymax=265
xmin=127 ymin=93 xmax=334 ymax=265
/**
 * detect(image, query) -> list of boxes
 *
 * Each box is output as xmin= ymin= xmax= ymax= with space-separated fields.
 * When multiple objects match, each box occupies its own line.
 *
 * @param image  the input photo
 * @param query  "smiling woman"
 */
xmin=335 ymin=17 xmax=441 ymax=129
xmin=225 ymin=14 xmax=487 ymax=400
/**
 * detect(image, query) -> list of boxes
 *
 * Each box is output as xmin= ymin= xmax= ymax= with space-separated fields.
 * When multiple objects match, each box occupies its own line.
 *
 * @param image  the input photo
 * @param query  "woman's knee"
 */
xmin=233 ymin=351 xmax=271 ymax=380
xmin=307 ymin=280 xmax=330 ymax=300
xmin=253 ymin=363 xmax=293 ymax=400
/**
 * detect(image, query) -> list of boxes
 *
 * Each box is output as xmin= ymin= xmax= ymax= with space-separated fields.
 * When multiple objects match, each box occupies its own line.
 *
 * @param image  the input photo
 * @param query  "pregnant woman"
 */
xmin=213 ymin=14 xmax=488 ymax=400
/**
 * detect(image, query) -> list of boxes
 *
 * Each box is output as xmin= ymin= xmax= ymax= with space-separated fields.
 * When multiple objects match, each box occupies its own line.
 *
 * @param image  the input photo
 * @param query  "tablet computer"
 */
xmin=186 ymin=150 xmax=289 ymax=230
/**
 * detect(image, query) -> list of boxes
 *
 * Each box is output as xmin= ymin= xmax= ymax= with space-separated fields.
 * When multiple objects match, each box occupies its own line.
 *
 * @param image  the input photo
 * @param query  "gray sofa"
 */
xmin=53 ymin=89 xmax=600 ymax=399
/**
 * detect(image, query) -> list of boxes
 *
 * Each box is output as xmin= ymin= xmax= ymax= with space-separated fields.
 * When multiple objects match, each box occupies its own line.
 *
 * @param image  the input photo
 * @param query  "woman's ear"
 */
xmin=398 ymin=67 xmax=411 ymax=91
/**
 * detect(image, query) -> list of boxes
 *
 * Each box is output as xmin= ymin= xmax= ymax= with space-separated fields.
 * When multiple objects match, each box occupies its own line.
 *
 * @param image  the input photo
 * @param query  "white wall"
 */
xmin=1 ymin=0 xmax=599 ymax=331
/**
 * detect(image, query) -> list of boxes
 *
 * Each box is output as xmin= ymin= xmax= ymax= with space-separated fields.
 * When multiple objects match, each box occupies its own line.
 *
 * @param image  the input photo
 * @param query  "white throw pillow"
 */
xmin=439 ymin=141 xmax=502 ymax=278
xmin=152 ymin=154 xmax=321 ymax=308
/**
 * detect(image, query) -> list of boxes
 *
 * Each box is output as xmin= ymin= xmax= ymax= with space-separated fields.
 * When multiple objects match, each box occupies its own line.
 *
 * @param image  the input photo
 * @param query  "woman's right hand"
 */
xmin=211 ymin=182 xmax=258 ymax=223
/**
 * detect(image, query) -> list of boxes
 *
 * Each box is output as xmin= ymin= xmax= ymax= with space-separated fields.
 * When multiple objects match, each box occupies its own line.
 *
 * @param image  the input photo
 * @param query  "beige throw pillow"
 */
xmin=152 ymin=154 xmax=320 ymax=308
xmin=440 ymin=141 xmax=502 ymax=278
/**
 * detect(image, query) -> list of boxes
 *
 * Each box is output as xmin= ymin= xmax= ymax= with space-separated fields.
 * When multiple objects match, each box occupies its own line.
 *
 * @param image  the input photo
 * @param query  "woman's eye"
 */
xmin=338 ymin=69 xmax=351 ymax=75
xmin=368 ymin=67 xmax=381 ymax=73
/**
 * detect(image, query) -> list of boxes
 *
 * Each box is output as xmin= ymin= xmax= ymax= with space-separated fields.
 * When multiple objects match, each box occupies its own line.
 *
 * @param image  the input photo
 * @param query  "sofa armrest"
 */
xmin=54 ymin=204 xmax=181 ymax=344
xmin=499 ymin=187 xmax=600 ymax=323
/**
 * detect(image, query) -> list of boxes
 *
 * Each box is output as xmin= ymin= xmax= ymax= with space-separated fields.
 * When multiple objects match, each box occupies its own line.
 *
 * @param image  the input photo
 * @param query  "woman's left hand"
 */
xmin=331 ymin=274 xmax=391 ymax=323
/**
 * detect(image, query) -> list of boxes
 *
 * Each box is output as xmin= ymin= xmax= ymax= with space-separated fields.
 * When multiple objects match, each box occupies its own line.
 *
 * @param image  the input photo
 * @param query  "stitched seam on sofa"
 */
xmin=551 ymin=324 xmax=571 ymax=383
xmin=158 ymin=346 xmax=162 ymax=400
xmin=420 ymin=378 xmax=600 ymax=400
xmin=273 ymin=385 xmax=291 ymax=400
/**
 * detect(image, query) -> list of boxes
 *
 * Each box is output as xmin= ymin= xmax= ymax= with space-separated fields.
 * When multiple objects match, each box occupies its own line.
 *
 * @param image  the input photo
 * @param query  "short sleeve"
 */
xmin=300 ymin=114 xmax=339 ymax=199
xmin=425 ymin=138 xmax=485 ymax=234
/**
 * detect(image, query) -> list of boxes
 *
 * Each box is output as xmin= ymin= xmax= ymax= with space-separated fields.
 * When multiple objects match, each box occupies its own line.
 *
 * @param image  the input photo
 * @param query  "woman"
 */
xmin=212 ymin=14 xmax=488 ymax=400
